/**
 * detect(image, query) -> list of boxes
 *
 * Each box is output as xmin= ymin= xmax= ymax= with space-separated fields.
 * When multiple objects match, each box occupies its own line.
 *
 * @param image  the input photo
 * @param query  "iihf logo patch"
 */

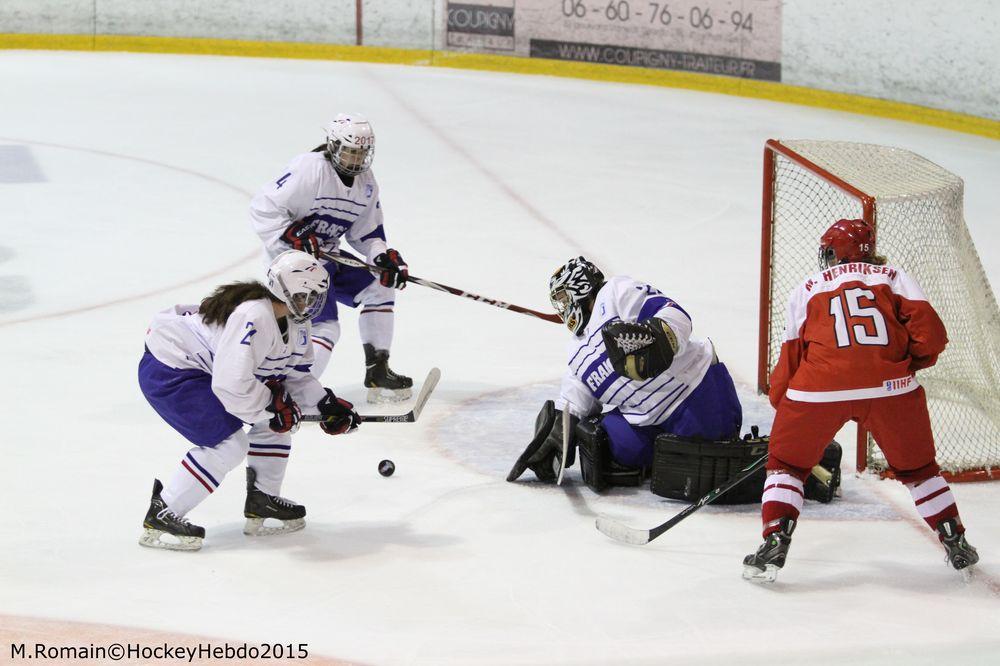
xmin=365 ymin=184 xmax=373 ymax=198
xmin=884 ymin=376 xmax=913 ymax=392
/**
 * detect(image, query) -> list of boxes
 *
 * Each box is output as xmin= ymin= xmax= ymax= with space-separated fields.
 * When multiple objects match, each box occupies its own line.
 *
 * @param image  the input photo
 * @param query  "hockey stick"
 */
xmin=302 ymin=367 xmax=441 ymax=424
xmin=321 ymin=251 xmax=562 ymax=324
xmin=556 ymin=402 xmax=572 ymax=486
xmin=595 ymin=453 xmax=769 ymax=546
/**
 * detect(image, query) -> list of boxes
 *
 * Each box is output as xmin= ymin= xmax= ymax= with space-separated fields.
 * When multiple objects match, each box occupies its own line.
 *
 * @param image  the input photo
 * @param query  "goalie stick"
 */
xmin=595 ymin=453 xmax=769 ymax=545
xmin=555 ymin=401 xmax=571 ymax=486
xmin=302 ymin=367 xmax=441 ymax=424
xmin=322 ymin=251 xmax=562 ymax=324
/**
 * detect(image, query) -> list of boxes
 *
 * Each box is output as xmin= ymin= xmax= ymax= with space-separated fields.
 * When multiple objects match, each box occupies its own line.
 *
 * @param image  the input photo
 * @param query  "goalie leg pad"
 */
xmin=507 ymin=401 xmax=577 ymax=483
xmin=650 ymin=432 xmax=768 ymax=504
xmin=577 ymin=417 xmax=647 ymax=493
xmin=804 ymin=441 xmax=842 ymax=503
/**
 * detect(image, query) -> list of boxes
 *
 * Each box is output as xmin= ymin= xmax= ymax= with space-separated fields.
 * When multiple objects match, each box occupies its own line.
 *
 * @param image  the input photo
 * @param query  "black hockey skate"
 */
xmin=936 ymin=518 xmax=979 ymax=571
xmin=243 ymin=467 xmax=306 ymax=536
xmin=139 ymin=479 xmax=205 ymax=552
xmin=742 ymin=517 xmax=796 ymax=583
xmin=363 ymin=343 xmax=413 ymax=403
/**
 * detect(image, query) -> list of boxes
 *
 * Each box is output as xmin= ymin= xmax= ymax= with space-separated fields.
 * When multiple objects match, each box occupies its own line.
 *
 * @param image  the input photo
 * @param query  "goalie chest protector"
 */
xmin=650 ymin=433 xmax=768 ymax=505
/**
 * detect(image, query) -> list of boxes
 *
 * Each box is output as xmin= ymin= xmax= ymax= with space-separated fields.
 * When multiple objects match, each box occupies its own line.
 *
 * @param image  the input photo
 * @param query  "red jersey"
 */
xmin=768 ymin=262 xmax=947 ymax=408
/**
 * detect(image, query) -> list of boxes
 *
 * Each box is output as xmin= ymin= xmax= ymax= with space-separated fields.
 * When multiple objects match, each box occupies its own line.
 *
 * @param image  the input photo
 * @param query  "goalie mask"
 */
xmin=549 ymin=257 xmax=605 ymax=336
xmin=818 ymin=218 xmax=875 ymax=270
xmin=326 ymin=113 xmax=375 ymax=176
xmin=266 ymin=250 xmax=330 ymax=324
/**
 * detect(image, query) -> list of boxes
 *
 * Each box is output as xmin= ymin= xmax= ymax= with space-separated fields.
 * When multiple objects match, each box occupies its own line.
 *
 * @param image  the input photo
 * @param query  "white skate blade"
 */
xmin=139 ymin=528 xmax=202 ymax=552
xmin=366 ymin=386 xmax=412 ymax=404
xmin=742 ymin=563 xmax=780 ymax=583
xmin=243 ymin=517 xmax=305 ymax=536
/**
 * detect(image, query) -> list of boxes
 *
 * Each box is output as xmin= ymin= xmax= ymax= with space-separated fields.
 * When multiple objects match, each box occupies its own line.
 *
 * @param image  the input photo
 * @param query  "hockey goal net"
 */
xmin=758 ymin=139 xmax=1000 ymax=482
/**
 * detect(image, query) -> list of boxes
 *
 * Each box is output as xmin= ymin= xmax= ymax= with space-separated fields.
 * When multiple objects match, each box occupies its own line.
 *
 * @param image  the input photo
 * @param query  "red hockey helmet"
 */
xmin=818 ymin=219 xmax=875 ymax=270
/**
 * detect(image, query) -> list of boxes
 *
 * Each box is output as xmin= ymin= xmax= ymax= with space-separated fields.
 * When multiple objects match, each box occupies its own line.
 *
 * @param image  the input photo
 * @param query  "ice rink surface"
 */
xmin=1 ymin=51 xmax=999 ymax=664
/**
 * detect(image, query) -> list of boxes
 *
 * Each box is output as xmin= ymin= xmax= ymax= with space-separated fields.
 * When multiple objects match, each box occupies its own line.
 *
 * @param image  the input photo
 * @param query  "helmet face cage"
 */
xmin=278 ymin=277 xmax=328 ymax=325
xmin=326 ymin=115 xmax=375 ymax=176
xmin=267 ymin=251 xmax=330 ymax=324
xmin=549 ymin=257 xmax=604 ymax=336
xmin=818 ymin=245 xmax=839 ymax=270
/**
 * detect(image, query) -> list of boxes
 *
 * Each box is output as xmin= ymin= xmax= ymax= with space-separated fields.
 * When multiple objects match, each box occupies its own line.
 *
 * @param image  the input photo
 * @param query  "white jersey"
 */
xmin=556 ymin=276 xmax=715 ymax=427
xmin=145 ymin=299 xmax=327 ymax=424
xmin=249 ymin=151 xmax=388 ymax=264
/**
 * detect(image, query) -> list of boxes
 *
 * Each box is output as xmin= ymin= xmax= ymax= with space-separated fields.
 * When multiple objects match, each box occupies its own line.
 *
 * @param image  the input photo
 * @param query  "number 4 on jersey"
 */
xmin=828 ymin=288 xmax=888 ymax=347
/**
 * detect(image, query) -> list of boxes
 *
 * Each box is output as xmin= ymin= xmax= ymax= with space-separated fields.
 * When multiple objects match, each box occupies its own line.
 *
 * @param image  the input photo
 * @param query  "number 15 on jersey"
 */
xmin=828 ymin=288 xmax=888 ymax=347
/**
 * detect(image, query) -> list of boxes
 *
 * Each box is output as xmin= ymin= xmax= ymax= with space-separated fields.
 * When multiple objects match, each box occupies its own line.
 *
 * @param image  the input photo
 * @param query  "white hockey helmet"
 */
xmin=325 ymin=113 xmax=375 ymax=176
xmin=549 ymin=257 xmax=605 ymax=336
xmin=266 ymin=250 xmax=330 ymax=324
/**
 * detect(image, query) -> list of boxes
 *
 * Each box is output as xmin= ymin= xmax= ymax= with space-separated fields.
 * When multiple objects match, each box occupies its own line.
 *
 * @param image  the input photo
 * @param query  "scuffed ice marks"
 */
xmin=0 ymin=248 xmax=36 ymax=315
xmin=0 ymin=146 xmax=45 ymax=315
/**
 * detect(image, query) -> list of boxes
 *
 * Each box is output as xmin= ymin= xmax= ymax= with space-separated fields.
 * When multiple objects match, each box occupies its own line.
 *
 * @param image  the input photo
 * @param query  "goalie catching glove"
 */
xmin=317 ymin=389 xmax=361 ymax=435
xmin=601 ymin=318 xmax=679 ymax=381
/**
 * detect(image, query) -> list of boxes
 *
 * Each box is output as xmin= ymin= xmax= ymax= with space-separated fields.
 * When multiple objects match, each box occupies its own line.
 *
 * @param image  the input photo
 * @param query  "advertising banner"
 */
xmin=445 ymin=0 xmax=782 ymax=81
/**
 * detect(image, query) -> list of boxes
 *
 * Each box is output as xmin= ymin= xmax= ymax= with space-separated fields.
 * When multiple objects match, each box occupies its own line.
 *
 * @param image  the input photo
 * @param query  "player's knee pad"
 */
xmin=356 ymin=279 xmax=395 ymax=307
xmin=202 ymin=430 xmax=251 ymax=473
xmin=650 ymin=430 xmax=768 ymax=504
xmin=247 ymin=422 xmax=292 ymax=447
xmin=311 ymin=319 xmax=342 ymax=347
xmin=576 ymin=418 xmax=646 ymax=493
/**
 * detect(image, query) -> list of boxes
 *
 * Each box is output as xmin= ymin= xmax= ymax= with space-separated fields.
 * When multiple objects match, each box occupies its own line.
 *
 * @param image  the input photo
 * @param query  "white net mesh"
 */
xmin=764 ymin=140 xmax=1000 ymax=478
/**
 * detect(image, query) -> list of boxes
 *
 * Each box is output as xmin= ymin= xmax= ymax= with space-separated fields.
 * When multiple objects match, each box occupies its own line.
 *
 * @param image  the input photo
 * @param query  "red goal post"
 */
xmin=758 ymin=139 xmax=1000 ymax=482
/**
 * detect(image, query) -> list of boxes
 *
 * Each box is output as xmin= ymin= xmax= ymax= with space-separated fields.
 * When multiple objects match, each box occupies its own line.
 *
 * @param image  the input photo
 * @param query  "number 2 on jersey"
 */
xmin=828 ymin=288 xmax=888 ymax=347
xmin=241 ymin=322 xmax=257 ymax=345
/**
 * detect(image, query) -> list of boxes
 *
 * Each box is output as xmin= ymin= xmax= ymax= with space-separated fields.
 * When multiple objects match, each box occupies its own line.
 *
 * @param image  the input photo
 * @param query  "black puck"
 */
xmin=378 ymin=459 xmax=396 ymax=477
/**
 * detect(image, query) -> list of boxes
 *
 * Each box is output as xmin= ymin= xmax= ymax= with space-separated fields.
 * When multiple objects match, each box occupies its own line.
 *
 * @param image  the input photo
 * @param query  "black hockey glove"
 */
xmin=265 ymin=380 xmax=301 ymax=434
xmin=374 ymin=249 xmax=408 ymax=289
xmin=507 ymin=401 xmax=578 ymax=483
xmin=602 ymin=318 xmax=679 ymax=381
xmin=317 ymin=389 xmax=361 ymax=435
xmin=281 ymin=220 xmax=323 ymax=257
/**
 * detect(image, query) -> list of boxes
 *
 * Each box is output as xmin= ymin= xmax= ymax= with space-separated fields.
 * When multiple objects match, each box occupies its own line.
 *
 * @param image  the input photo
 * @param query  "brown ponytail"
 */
xmin=199 ymin=281 xmax=279 ymax=327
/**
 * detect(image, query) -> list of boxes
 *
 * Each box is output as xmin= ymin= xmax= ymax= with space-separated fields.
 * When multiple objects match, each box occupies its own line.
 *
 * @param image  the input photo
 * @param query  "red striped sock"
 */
xmin=761 ymin=472 xmax=804 ymax=537
xmin=906 ymin=475 xmax=961 ymax=533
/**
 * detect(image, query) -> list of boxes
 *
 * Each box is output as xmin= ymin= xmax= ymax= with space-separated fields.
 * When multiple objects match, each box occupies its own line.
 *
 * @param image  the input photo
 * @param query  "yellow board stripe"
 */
xmin=3 ymin=32 xmax=997 ymax=140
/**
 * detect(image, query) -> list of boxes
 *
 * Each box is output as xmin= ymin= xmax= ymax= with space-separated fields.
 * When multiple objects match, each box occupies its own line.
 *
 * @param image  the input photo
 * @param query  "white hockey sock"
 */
xmin=359 ymin=310 xmax=394 ymax=351
xmin=357 ymin=281 xmax=396 ymax=351
xmin=160 ymin=431 xmax=249 ymax=517
xmin=310 ymin=320 xmax=341 ymax=379
xmin=247 ymin=423 xmax=291 ymax=496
